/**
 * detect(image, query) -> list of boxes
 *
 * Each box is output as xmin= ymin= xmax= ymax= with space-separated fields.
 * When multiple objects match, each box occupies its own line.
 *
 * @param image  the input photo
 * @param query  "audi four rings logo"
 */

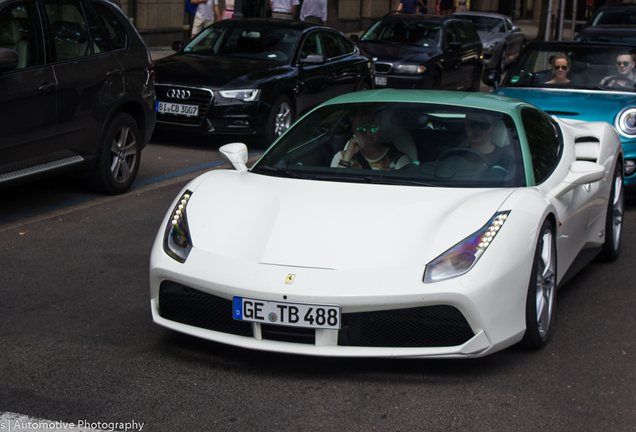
xmin=167 ymin=89 xmax=191 ymax=99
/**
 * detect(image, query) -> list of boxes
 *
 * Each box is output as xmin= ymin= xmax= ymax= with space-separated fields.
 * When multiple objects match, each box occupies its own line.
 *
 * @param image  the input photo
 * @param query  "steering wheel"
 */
xmin=437 ymin=147 xmax=492 ymax=168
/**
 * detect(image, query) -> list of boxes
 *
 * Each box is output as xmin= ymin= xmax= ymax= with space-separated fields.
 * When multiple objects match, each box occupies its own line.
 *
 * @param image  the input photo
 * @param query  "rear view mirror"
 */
xmin=172 ymin=41 xmax=185 ymax=52
xmin=550 ymin=161 xmax=605 ymax=199
xmin=482 ymin=69 xmax=502 ymax=89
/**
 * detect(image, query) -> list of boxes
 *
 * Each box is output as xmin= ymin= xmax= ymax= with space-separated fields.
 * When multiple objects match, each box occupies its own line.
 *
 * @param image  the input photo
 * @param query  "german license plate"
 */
xmin=233 ymin=297 xmax=341 ymax=329
xmin=156 ymin=101 xmax=198 ymax=117
xmin=375 ymin=76 xmax=387 ymax=86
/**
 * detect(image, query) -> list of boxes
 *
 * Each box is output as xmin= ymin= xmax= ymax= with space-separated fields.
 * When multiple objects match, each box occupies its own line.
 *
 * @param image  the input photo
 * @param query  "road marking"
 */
xmin=0 ymin=412 xmax=146 ymax=431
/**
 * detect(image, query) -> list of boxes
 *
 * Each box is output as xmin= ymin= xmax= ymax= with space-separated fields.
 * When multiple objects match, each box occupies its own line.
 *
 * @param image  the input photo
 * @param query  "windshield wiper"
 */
xmin=252 ymin=166 xmax=311 ymax=179
xmin=317 ymin=174 xmax=435 ymax=186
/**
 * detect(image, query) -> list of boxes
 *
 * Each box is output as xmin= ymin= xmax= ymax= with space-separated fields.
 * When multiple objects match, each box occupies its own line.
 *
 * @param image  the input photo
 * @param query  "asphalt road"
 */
xmin=1 ymin=130 xmax=636 ymax=431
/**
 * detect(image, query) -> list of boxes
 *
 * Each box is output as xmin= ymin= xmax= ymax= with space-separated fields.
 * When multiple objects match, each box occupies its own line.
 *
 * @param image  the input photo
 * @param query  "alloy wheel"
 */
xmin=535 ymin=229 xmax=556 ymax=338
xmin=110 ymin=125 xmax=138 ymax=184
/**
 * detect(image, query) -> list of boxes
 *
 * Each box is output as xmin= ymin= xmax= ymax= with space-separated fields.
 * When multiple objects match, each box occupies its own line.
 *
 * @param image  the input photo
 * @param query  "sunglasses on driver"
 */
xmin=617 ymin=61 xmax=632 ymax=67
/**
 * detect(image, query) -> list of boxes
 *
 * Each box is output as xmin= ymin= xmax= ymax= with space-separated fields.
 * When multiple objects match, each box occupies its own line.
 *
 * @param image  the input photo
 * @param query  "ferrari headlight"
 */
xmin=615 ymin=107 xmax=636 ymax=138
xmin=163 ymin=191 xmax=193 ymax=263
xmin=395 ymin=64 xmax=426 ymax=74
xmin=423 ymin=211 xmax=510 ymax=283
xmin=218 ymin=89 xmax=261 ymax=102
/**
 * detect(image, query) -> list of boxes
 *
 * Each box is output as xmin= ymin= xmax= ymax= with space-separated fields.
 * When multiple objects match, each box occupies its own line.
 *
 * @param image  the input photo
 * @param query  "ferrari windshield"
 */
xmin=361 ymin=20 xmax=442 ymax=48
xmin=252 ymin=102 xmax=525 ymax=188
xmin=183 ymin=23 xmax=299 ymax=64
xmin=504 ymin=43 xmax=636 ymax=91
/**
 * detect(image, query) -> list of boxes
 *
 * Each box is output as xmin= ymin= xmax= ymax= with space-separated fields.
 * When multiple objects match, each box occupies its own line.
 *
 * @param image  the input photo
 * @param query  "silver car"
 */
xmin=454 ymin=12 xmax=525 ymax=72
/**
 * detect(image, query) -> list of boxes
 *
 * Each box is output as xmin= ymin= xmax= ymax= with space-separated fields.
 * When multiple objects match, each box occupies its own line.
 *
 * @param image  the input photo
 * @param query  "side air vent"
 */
xmin=574 ymin=137 xmax=600 ymax=162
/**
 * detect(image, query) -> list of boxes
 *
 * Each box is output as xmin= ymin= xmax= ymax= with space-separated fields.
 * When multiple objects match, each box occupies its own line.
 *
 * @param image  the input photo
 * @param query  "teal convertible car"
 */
xmin=484 ymin=41 xmax=636 ymax=190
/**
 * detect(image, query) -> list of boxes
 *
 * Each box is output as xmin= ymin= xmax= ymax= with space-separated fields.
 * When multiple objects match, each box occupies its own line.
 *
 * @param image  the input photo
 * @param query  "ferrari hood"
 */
xmin=154 ymin=54 xmax=293 ymax=88
xmin=183 ymin=171 xmax=515 ymax=270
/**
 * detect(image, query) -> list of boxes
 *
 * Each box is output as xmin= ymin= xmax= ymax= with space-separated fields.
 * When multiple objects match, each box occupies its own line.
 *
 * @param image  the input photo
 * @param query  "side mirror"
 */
xmin=300 ymin=54 xmax=326 ymax=65
xmin=550 ymin=161 xmax=606 ymax=199
xmin=448 ymin=42 xmax=462 ymax=51
xmin=219 ymin=143 xmax=249 ymax=172
xmin=512 ymin=25 xmax=521 ymax=32
xmin=172 ymin=41 xmax=185 ymax=52
xmin=481 ymin=69 xmax=502 ymax=89
xmin=0 ymin=48 xmax=18 ymax=73
xmin=349 ymin=34 xmax=359 ymax=43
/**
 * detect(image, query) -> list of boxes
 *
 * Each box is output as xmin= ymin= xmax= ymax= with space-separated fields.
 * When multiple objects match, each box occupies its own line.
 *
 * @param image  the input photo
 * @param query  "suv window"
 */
xmin=89 ymin=1 xmax=127 ymax=50
xmin=43 ymin=0 xmax=92 ymax=61
xmin=521 ymin=107 xmax=562 ymax=184
xmin=83 ymin=2 xmax=110 ymax=53
xmin=0 ymin=1 xmax=45 ymax=69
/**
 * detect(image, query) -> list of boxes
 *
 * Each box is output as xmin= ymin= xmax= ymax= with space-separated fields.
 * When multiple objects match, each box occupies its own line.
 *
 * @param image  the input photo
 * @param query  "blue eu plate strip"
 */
xmin=233 ymin=297 xmax=243 ymax=320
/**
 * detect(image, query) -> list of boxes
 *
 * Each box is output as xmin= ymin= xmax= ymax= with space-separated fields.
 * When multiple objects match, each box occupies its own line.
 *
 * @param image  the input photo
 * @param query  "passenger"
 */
xmin=546 ymin=53 xmax=571 ymax=84
xmin=463 ymin=113 xmax=515 ymax=169
xmin=331 ymin=111 xmax=412 ymax=170
xmin=600 ymin=53 xmax=636 ymax=90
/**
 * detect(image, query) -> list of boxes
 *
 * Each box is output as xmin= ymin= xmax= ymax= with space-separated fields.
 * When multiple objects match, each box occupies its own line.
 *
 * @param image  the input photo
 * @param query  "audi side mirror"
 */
xmin=300 ymin=54 xmax=326 ymax=65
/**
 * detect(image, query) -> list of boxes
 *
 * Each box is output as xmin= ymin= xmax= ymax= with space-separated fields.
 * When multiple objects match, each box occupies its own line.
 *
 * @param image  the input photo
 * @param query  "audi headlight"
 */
xmin=395 ymin=64 xmax=426 ymax=74
xmin=163 ymin=191 xmax=193 ymax=263
xmin=423 ymin=211 xmax=510 ymax=283
xmin=218 ymin=89 xmax=261 ymax=102
xmin=615 ymin=107 xmax=636 ymax=138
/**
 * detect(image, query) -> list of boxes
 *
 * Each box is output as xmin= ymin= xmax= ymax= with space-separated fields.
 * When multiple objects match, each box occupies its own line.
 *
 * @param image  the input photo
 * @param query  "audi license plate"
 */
xmin=156 ymin=101 xmax=198 ymax=117
xmin=375 ymin=76 xmax=387 ymax=86
xmin=233 ymin=297 xmax=341 ymax=329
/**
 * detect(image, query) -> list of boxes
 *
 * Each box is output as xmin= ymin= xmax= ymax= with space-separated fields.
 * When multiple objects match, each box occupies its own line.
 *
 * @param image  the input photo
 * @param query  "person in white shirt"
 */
xmin=269 ymin=0 xmax=299 ymax=19
xmin=300 ymin=0 xmax=327 ymax=25
xmin=191 ymin=0 xmax=220 ymax=38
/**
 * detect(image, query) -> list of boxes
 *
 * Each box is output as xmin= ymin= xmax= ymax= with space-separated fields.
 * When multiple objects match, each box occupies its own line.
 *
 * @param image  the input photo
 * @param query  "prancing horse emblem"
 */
xmin=285 ymin=274 xmax=295 ymax=284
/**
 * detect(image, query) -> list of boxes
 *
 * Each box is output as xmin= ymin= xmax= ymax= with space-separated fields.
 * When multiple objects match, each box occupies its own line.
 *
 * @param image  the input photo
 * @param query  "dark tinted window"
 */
xmin=361 ymin=19 xmax=442 ymax=48
xmin=300 ymin=31 xmax=324 ymax=58
xmin=90 ymin=1 xmax=127 ymax=49
xmin=521 ymin=108 xmax=562 ymax=184
xmin=0 ymin=1 xmax=44 ymax=69
xmin=323 ymin=31 xmax=353 ymax=58
xmin=43 ymin=0 xmax=91 ymax=61
xmin=83 ymin=2 xmax=110 ymax=53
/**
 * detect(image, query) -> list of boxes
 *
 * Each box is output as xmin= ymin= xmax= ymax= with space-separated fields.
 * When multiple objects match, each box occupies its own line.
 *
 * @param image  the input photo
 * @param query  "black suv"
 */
xmin=354 ymin=13 xmax=483 ymax=91
xmin=0 ymin=0 xmax=156 ymax=194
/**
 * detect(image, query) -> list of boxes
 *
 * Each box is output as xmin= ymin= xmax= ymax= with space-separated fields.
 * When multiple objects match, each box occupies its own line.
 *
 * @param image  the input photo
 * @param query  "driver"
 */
xmin=463 ymin=113 xmax=515 ymax=170
xmin=331 ymin=110 xmax=412 ymax=170
xmin=600 ymin=53 xmax=636 ymax=90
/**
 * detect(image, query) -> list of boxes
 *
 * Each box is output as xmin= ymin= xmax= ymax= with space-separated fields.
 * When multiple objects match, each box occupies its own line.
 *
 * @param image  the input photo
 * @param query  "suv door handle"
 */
xmin=38 ymin=83 xmax=56 ymax=91
xmin=107 ymin=69 xmax=123 ymax=76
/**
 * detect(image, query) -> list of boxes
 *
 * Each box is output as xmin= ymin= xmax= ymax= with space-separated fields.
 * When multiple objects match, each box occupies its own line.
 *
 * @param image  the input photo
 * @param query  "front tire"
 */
xmin=88 ymin=112 xmax=141 ymax=195
xmin=598 ymin=162 xmax=624 ymax=261
xmin=266 ymin=95 xmax=293 ymax=145
xmin=520 ymin=219 xmax=557 ymax=350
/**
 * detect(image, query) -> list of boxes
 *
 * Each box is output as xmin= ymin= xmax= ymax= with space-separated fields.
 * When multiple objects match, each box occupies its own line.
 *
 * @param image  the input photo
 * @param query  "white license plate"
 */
xmin=233 ymin=297 xmax=341 ymax=329
xmin=375 ymin=76 xmax=387 ymax=86
xmin=156 ymin=101 xmax=199 ymax=117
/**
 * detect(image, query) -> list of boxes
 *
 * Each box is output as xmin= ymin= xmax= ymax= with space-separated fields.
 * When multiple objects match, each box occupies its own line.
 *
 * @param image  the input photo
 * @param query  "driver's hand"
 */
xmin=342 ymin=135 xmax=362 ymax=162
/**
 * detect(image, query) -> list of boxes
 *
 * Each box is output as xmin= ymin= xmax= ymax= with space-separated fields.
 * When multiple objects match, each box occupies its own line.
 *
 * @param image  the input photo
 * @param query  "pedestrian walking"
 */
xmin=269 ymin=0 xmax=299 ymax=19
xmin=191 ymin=0 xmax=220 ymax=38
xmin=300 ymin=0 xmax=327 ymax=24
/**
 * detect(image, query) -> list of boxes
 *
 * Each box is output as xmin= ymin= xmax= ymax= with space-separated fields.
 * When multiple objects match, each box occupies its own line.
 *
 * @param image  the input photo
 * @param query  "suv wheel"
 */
xmin=88 ymin=112 xmax=141 ymax=194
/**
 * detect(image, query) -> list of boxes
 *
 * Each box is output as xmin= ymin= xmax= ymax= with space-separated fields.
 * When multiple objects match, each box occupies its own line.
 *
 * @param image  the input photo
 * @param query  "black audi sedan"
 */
xmin=353 ymin=13 xmax=483 ymax=91
xmin=153 ymin=18 xmax=374 ymax=147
